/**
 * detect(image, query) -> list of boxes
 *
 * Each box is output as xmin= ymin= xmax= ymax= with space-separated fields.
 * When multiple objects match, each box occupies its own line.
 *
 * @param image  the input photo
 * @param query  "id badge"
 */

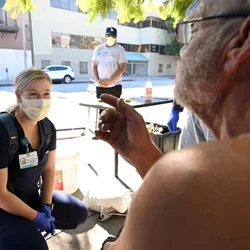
xmin=19 ymin=151 xmax=39 ymax=169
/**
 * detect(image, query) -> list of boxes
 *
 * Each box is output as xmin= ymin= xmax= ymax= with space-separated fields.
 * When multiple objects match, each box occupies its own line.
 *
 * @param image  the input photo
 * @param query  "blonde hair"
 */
xmin=6 ymin=67 xmax=52 ymax=114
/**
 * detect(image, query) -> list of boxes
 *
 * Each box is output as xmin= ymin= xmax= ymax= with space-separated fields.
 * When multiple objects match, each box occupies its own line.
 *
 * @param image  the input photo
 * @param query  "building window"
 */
xmin=159 ymin=45 xmax=165 ymax=55
xmin=60 ymin=0 xmax=70 ymax=10
xmin=118 ymin=19 xmax=140 ymax=28
xmin=50 ymin=0 xmax=60 ymax=8
xmin=141 ymin=17 xmax=151 ymax=28
xmin=166 ymin=64 xmax=172 ymax=73
xmin=151 ymin=44 xmax=160 ymax=53
xmin=50 ymin=0 xmax=78 ymax=12
xmin=52 ymin=32 xmax=61 ymax=47
xmin=41 ymin=60 xmax=51 ymax=68
xmin=106 ymin=10 xmax=117 ymax=20
xmin=158 ymin=64 xmax=163 ymax=73
xmin=151 ymin=17 xmax=166 ymax=30
xmin=52 ymin=32 xmax=104 ymax=50
xmin=62 ymin=61 xmax=71 ymax=66
xmin=79 ymin=61 xmax=88 ymax=74
xmin=69 ymin=0 xmax=78 ymax=11
xmin=61 ymin=33 xmax=70 ymax=48
xmin=140 ymin=44 xmax=150 ymax=53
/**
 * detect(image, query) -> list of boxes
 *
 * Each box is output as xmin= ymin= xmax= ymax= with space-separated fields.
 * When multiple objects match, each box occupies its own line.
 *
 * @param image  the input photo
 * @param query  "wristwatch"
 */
xmin=43 ymin=203 xmax=54 ymax=210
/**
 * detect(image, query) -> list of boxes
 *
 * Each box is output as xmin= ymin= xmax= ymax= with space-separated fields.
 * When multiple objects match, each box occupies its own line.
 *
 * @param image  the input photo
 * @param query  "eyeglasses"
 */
xmin=176 ymin=12 xmax=250 ymax=45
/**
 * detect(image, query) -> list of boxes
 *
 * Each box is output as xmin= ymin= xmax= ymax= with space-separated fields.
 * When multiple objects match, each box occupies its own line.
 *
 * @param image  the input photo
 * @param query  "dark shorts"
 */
xmin=96 ymin=85 xmax=122 ymax=99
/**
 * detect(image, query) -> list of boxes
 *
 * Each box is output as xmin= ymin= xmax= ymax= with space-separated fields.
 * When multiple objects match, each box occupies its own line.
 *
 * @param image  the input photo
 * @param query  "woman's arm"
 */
xmin=41 ymin=150 xmax=56 ymax=205
xmin=0 ymin=168 xmax=37 ymax=221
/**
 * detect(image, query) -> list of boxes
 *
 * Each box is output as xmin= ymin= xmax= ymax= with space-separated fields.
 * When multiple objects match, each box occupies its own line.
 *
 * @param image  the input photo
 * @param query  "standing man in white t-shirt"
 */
xmin=91 ymin=27 xmax=127 ymax=99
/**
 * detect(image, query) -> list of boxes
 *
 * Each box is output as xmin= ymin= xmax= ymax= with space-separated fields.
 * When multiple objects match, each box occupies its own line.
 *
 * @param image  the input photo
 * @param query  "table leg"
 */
xmin=114 ymin=151 xmax=131 ymax=190
xmin=114 ymin=151 xmax=118 ymax=177
xmin=86 ymin=106 xmax=91 ymax=136
xmin=95 ymin=108 xmax=99 ymax=130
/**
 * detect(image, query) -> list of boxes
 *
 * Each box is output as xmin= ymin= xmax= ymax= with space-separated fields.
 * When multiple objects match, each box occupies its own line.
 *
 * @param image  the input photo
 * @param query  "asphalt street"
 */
xmin=0 ymin=77 xmax=175 ymax=93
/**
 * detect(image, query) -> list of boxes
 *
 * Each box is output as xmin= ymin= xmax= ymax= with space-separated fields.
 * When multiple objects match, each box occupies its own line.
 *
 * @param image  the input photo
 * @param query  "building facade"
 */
xmin=0 ymin=1 xmax=32 ymax=81
xmin=30 ymin=0 xmax=177 ymax=79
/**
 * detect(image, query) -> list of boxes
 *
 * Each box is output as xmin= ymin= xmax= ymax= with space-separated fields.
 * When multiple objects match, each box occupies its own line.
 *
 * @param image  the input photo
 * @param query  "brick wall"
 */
xmin=0 ymin=10 xmax=31 ymax=50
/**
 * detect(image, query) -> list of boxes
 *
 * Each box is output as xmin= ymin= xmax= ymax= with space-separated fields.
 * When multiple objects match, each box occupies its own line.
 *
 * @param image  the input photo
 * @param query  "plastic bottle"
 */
xmin=87 ymin=82 xmax=95 ymax=102
xmin=145 ymin=79 xmax=152 ymax=101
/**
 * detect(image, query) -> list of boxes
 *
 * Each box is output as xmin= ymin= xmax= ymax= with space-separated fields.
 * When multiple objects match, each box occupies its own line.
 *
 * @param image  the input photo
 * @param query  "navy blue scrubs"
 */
xmin=0 ymin=116 xmax=88 ymax=250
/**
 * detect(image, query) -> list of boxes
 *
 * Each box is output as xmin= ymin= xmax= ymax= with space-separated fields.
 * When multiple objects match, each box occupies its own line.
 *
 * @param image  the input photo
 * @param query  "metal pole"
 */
xmin=28 ymin=12 xmax=35 ymax=66
xmin=21 ymin=12 xmax=27 ymax=68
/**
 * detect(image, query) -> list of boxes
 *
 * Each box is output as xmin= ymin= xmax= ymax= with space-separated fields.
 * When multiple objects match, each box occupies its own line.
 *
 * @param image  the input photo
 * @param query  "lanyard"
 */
xmin=20 ymin=137 xmax=30 ymax=153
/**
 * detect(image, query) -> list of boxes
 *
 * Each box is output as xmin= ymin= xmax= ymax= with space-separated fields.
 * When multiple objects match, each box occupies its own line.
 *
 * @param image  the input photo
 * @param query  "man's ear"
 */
xmin=224 ymin=17 xmax=250 ymax=73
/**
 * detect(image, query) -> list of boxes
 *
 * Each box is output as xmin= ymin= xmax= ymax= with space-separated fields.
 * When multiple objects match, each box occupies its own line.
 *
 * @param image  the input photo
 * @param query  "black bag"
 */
xmin=0 ymin=112 xmax=53 ymax=192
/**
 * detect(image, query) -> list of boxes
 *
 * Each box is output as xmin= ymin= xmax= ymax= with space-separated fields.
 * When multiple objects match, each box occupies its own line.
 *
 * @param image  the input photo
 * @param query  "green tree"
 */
xmin=164 ymin=37 xmax=183 ymax=56
xmin=4 ymin=0 xmax=192 ymax=23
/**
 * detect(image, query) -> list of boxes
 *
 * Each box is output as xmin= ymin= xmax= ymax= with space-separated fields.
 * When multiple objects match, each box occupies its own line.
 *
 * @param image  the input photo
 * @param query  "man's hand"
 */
xmin=102 ymin=79 xmax=113 ymax=87
xmin=97 ymin=80 xmax=105 ymax=87
xmin=95 ymin=94 xmax=153 ymax=160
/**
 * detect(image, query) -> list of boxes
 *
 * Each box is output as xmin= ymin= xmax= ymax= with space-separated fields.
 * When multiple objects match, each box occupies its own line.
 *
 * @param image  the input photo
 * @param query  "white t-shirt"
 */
xmin=91 ymin=43 xmax=127 ymax=87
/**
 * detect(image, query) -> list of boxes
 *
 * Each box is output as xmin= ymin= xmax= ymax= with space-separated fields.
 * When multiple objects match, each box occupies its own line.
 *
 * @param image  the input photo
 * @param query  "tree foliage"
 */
xmin=3 ymin=0 xmax=35 ymax=18
xmin=158 ymin=0 xmax=193 ymax=25
xmin=4 ymin=0 xmax=192 ymax=23
xmin=164 ymin=37 xmax=183 ymax=56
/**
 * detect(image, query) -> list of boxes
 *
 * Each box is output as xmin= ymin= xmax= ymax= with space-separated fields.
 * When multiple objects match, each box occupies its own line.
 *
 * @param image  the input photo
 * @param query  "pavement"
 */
xmin=0 ymin=84 xmax=187 ymax=250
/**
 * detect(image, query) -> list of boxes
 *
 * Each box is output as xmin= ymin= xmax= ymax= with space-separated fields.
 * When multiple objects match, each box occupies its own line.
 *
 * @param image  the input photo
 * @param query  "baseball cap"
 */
xmin=186 ymin=0 xmax=202 ymax=18
xmin=106 ymin=27 xmax=117 ymax=36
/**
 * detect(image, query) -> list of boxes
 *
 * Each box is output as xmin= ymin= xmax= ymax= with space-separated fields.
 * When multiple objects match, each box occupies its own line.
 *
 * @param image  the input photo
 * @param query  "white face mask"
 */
xmin=106 ymin=37 xmax=116 ymax=47
xmin=21 ymin=96 xmax=51 ymax=121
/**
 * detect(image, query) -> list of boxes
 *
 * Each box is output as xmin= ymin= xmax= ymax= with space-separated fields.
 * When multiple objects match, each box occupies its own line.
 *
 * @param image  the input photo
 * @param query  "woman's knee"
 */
xmin=67 ymin=196 xmax=88 ymax=228
xmin=53 ymin=191 xmax=88 ymax=228
xmin=75 ymin=200 xmax=88 ymax=225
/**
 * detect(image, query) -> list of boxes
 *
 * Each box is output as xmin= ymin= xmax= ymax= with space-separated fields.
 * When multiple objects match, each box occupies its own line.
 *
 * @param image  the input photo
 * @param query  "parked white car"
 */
xmin=43 ymin=65 xmax=75 ymax=83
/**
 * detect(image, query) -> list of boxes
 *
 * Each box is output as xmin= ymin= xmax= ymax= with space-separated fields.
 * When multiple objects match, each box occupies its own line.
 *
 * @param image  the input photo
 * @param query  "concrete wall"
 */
xmin=34 ymin=47 xmax=93 ymax=77
xmin=145 ymin=53 xmax=177 ymax=76
xmin=0 ymin=10 xmax=32 ymax=81
xmin=139 ymin=27 xmax=174 ymax=45
xmin=0 ymin=49 xmax=32 ymax=80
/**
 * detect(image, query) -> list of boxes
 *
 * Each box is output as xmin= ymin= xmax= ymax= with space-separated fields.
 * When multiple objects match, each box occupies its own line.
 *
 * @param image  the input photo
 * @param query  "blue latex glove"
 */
xmin=167 ymin=110 xmax=181 ymax=133
xmin=33 ymin=211 xmax=55 ymax=233
xmin=41 ymin=205 xmax=56 ymax=237
xmin=44 ymin=221 xmax=55 ymax=238
xmin=42 ymin=204 xmax=52 ymax=217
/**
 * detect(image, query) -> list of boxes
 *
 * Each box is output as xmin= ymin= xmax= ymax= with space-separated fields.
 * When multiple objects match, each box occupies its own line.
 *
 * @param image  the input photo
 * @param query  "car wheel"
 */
xmin=64 ymin=75 xmax=72 ymax=84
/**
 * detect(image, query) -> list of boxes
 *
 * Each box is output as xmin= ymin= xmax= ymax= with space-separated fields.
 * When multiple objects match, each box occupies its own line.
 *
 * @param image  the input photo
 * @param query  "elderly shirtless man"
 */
xmin=96 ymin=0 xmax=250 ymax=249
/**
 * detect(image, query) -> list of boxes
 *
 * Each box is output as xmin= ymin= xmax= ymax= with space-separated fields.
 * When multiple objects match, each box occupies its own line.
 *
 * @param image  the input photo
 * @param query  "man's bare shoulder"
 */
xmin=119 ymin=136 xmax=250 ymax=250
xmin=157 ymin=134 xmax=250 ymax=175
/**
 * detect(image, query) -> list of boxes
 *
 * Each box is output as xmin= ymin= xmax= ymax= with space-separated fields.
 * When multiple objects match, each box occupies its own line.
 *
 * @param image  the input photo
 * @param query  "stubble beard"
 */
xmin=174 ymin=45 xmax=222 ymax=122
